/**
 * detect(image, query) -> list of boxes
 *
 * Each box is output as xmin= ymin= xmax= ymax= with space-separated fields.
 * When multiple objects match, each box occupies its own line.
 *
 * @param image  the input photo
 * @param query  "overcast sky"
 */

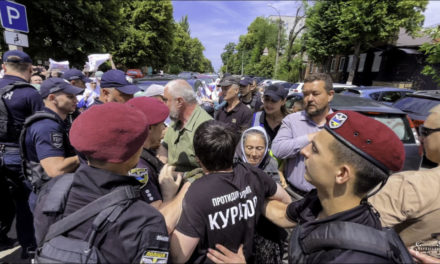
xmin=173 ymin=1 xmax=440 ymax=72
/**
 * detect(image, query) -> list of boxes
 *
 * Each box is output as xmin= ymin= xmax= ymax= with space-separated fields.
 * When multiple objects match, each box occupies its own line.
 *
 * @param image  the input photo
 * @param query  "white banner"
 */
xmin=49 ymin=58 xmax=69 ymax=71
xmin=88 ymin=53 xmax=111 ymax=72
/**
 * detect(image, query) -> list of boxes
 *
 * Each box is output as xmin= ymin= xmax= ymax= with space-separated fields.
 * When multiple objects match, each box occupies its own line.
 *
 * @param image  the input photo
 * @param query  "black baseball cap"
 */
xmin=219 ymin=75 xmax=240 ymax=87
xmin=100 ymin=70 xmax=140 ymax=94
xmin=3 ymin=50 xmax=32 ymax=64
xmin=63 ymin=68 xmax=91 ymax=83
xmin=239 ymin=76 xmax=253 ymax=86
xmin=40 ymin=78 xmax=84 ymax=98
xmin=264 ymin=84 xmax=288 ymax=101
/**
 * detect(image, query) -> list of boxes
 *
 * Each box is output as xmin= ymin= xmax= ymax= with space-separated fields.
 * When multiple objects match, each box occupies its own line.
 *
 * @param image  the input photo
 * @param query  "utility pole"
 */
xmin=268 ymin=4 xmax=281 ymax=79
xmin=241 ymin=51 xmax=244 ymax=75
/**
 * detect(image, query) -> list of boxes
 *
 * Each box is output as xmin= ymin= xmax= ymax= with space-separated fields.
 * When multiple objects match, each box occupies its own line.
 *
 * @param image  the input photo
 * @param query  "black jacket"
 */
xmin=287 ymin=190 xmax=392 ymax=263
xmin=33 ymin=164 xmax=169 ymax=263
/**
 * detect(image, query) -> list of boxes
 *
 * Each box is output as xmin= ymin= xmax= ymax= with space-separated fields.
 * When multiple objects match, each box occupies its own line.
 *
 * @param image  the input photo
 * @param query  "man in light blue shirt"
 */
xmin=272 ymin=73 xmax=334 ymax=201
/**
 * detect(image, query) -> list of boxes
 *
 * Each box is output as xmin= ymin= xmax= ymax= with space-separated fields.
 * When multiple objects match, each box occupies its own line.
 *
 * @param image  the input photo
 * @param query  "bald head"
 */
xmin=165 ymin=79 xmax=197 ymax=104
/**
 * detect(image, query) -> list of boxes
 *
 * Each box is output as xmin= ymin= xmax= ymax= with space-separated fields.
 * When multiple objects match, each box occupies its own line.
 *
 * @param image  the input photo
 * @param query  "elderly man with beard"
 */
xmin=158 ymin=79 xmax=212 ymax=173
xmin=272 ymin=73 xmax=334 ymax=201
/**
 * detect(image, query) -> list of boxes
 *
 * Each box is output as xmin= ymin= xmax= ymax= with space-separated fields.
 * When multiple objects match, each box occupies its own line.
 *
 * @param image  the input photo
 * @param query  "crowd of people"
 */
xmin=0 ymin=50 xmax=439 ymax=264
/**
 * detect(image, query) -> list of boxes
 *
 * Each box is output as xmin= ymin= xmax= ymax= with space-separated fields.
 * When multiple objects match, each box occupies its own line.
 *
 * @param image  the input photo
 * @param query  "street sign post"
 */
xmin=0 ymin=1 xmax=29 ymax=51
xmin=0 ymin=1 xmax=28 ymax=33
xmin=4 ymin=30 xmax=28 ymax=47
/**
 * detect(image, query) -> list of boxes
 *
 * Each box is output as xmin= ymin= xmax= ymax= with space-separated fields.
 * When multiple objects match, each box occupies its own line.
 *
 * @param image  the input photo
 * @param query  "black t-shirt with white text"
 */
xmin=176 ymin=162 xmax=277 ymax=263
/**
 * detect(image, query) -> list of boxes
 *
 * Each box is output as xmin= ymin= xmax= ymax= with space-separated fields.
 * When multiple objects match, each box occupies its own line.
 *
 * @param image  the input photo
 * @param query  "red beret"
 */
xmin=70 ymin=102 xmax=149 ymax=163
xmin=126 ymin=97 xmax=169 ymax=125
xmin=325 ymin=111 xmax=405 ymax=174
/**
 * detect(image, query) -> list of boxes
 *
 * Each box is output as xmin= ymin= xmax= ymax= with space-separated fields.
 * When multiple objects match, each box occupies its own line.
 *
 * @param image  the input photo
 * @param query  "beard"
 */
xmin=306 ymin=103 xmax=328 ymax=117
xmin=169 ymin=105 xmax=179 ymax=121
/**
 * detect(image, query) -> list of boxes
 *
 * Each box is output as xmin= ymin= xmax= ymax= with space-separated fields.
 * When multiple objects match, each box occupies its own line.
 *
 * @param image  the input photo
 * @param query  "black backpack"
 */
xmin=0 ymin=81 xmax=35 ymax=142
xmin=19 ymin=111 xmax=63 ymax=192
xmin=289 ymin=221 xmax=414 ymax=264
xmin=34 ymin=173 xmax=140 ymax=263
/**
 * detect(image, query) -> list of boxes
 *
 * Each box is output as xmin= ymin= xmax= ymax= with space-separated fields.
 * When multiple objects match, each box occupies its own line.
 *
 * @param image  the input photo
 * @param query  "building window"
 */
xmin=347 ymin=55 xmax=354 ymax=72
xmin=357 ymin=53 xmax=367 ymax=72
xmin=338 ymin=57 xmax=346 ymax=72
xmin=330 ymin=58 xmax=336 ymax=72
xmin=371 ymin=51 xmax=382 ymax=72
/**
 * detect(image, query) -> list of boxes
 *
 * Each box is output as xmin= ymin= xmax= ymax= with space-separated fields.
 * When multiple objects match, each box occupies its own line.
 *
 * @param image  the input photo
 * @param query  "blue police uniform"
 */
xmin=24 ymin=107 xmax=76 ymax=209
xmin=0 ymin=74 xmax=43 ymax=254
xmin=129 ymin=148 xmax=163 ymax=204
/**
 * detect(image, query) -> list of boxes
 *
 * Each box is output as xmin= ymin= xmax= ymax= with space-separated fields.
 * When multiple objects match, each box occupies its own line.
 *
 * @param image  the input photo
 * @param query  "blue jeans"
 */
xmin=0 ymin=146 xmax=36 ymax=251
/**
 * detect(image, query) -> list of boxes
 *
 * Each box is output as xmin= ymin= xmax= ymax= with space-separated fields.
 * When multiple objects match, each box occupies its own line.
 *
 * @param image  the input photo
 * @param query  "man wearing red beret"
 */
xmin=126 ymin=97 xmax=189 ymax=234
xmin=33 ymin=103 xmax=169 ymax=263
xmin=209 ymin=111 xmax=411 ymax=263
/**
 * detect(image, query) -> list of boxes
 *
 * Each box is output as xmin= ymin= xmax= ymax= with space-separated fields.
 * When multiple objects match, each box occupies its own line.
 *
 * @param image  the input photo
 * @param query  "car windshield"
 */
xmin=341 ymin=89 xmax=361 ymax=96
xmin=365 ymin=114 xmax=414 ymax=143
xmin=393 ymin=97 xmax=440 ymax=118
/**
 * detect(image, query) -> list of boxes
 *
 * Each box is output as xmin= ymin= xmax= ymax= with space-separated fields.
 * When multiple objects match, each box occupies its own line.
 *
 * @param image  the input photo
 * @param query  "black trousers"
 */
xmin=0 ymin=148 xmax=36 ymax=252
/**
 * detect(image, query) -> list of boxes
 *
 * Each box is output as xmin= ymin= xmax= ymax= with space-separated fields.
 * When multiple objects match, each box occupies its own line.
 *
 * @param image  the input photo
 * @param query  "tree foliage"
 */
xmin=420 ymin=27 xmax=440 ymax=86
xmin=3 ymin=1 xmax=213 ymax=73
xmin=114 ymin=0 xmax=174 ymax=69
xmin=304 ymin=0 xmax=428 ymax=83
xmin=220 ymin=17 xmax=285 ymax=78
xmin=16 ymin=0 xmax=125 ymax=67
xmin=166 ymin=23 xmax=213 ymax=74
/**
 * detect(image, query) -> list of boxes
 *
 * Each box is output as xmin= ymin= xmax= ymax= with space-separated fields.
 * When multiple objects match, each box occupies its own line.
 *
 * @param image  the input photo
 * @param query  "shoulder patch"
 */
xmin=329 ymin=113 xmax=348 ymax=129
xmin=129 ymin=168 xmax=149 ymax=185
xmin=50 ymin=132 xmax=64 ymax=148
xmin=140 ymin=250 xmax=168 ymax=264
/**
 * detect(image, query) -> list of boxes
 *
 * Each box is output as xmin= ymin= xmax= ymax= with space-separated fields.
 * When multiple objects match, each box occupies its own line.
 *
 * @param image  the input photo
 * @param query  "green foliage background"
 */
xmin=2 ymin=0 xmax=213 ymax=73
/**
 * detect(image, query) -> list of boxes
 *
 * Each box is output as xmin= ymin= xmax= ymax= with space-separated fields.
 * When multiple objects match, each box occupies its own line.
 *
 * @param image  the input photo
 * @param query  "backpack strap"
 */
xmin=301 ymin=221 xmax=414 ymax=263
xmin=41 ymin=173 xmax=75 ymax=214
xmin=43 ymin=185 xmax=140 ymax=243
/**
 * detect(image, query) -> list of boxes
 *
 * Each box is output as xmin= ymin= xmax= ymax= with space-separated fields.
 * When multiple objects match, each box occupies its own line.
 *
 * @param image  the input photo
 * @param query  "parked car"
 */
xmin=341 ymin=86 xmax=414 ymax=105
xmin=330 ymin=94 xmax=422 ymax=171
xmin=332 ymin=83 xmax=358 ymax=93
xmin=393 ymin=90 xmax=440 ymax=129
xmin=126 ymin=69 xmax=144 ymax=79
xmin=289 ymin=82 xmax=304 ymax=94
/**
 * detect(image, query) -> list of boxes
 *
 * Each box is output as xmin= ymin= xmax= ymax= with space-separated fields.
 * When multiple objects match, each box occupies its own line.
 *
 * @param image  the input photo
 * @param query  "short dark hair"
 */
xmin=304 ymin=73 xmax=334 ymax=93
xmin=329 ymin=138 xmax=388 ymax=197
xmin=194 ymin=120 xmax=239 ymax=171
xmin=5 ymin=60 xmax=31 ymax=73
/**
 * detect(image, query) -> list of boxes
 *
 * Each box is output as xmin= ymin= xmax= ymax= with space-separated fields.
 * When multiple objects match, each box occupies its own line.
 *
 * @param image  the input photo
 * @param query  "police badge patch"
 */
xmin=140 ymin=250 xmax=169 ymax=264
xmin=50 ymin=132 xmax=63 ymax=148
xmin=329 ymin=113 xmax=348 ymax=129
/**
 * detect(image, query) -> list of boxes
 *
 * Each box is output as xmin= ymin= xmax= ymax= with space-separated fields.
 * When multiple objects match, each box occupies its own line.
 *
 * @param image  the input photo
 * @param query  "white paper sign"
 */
xmin=88 ymin=53 xmax=110 ymax=72
xmin=49 ymin=58 xmax=69 ymax=71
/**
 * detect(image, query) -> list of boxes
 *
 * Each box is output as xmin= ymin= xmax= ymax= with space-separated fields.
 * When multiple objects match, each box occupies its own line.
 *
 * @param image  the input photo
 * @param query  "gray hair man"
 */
xmin=158 ymin=79 xmax=212 ymax=172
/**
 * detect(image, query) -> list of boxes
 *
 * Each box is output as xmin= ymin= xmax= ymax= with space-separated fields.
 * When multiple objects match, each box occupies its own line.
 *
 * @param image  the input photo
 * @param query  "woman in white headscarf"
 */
xmin=234 ymin=126 xmax=287 ymax=264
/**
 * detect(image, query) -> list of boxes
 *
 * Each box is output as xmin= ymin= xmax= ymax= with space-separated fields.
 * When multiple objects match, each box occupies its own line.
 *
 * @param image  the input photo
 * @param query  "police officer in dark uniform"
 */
xmin=127 ymin=97 xmax=170 ymax=205
xmin=22 ymin=78 xmax=82 ymax=209
xmin=33 ymin=102 xmax=169 ymax=263
xmin=89 ymin=69 xmax=140 ymax=107
xmin=0 ymin=50 xmax=43 ymax=256
xmin=127 ymin=97 xmax=190 ymax=234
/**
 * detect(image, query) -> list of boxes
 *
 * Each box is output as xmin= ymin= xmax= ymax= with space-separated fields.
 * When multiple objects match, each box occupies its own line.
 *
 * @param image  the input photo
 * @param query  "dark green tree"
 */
xmin=305 ymin=0 xmax=428 ymax=83
xmin=166 ymin=23 xmax=213 ymax=73
xmin=420 ymin=27 xmax=440 ymax=86
xmin=179 ymin=15 xmax=191 ymax=36
xmin=15 ymin=0 xmax=126 ymax=67
xmin=114 ymin=0 xmax=174 ymax=69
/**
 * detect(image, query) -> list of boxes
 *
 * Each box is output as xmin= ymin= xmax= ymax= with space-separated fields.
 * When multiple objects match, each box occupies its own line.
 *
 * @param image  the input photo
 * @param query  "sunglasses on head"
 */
xmin=418 ymin=125 xmax=440 ymax=137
